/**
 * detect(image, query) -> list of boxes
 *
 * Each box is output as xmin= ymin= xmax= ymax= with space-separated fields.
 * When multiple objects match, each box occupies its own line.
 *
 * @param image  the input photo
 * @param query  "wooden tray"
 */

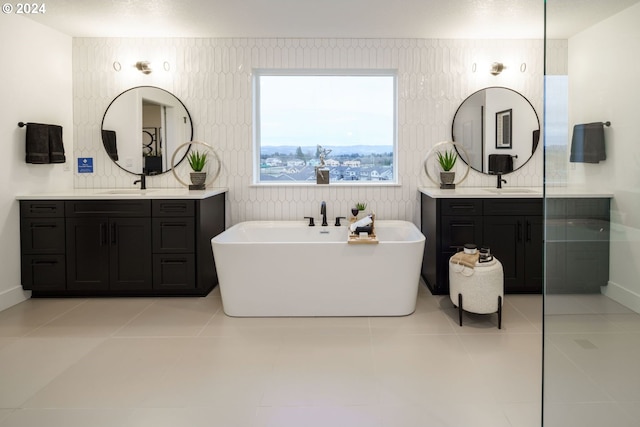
xmin=347 ymin=232 xmax=378 ymax=244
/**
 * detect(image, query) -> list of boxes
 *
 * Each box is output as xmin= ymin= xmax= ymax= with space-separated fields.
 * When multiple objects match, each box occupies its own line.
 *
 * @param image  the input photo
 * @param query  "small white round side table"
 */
xmin=449 ymin=256 xmax=504 ymax=329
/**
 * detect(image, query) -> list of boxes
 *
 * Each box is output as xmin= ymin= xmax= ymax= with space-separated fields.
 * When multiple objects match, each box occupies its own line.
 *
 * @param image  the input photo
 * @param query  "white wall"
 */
xmin=568 ymin=2 xmax=640 ymax=311
xmin=72 ymin=38 xmax=545 ymax=227
xmin=0 ymin=16 xmax=73 ymax=311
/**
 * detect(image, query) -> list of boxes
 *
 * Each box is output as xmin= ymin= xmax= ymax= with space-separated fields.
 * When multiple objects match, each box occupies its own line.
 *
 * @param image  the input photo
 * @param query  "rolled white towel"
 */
xmin=350 ymin=215 xmax=373 ymax=232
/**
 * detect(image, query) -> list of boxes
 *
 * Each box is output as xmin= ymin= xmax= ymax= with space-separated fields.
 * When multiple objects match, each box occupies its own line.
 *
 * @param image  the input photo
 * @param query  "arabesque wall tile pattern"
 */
xmin=73 ymin=38 xmax=549 ymax=226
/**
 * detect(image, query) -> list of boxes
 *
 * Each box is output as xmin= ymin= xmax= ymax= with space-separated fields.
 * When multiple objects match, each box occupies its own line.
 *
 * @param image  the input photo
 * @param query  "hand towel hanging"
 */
xmin=570 ymin=122 xmax=608 ymax=163
xmin=23 ymin=122 xmax=66 ymax=164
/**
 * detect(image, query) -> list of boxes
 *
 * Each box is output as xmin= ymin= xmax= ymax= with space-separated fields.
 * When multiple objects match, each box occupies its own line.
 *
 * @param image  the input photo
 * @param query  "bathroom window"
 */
xmin=253 ymin=70 xmax=398 ymax=184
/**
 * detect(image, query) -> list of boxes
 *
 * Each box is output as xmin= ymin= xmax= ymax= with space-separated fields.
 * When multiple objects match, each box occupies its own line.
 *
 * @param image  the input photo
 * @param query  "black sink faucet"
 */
xmin=134 ymin=174 xmax=146 ymax=190
xmin=496 ymin=173 xmax=507 ymax=189
xmin=320 ymin=201 xmax=328 ymax=226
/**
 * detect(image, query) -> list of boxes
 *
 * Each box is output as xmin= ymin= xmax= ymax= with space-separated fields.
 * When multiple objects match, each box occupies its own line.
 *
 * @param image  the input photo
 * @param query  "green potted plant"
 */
xmin=351 ymin=202 xmax=367 ymax=219
xmin=436 ymin=149 xmax=457 ymax=188
xmin=187 ymin=150 xmax=208 ymax=188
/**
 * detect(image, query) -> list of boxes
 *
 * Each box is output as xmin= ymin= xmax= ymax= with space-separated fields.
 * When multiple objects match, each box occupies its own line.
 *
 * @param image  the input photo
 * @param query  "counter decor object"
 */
xmin=187 ymin=150 xmax=207 ymax=190
xmin=423 ymin=141 xmax=469 ymax=189
xmin=171 ymin=140 xmax=221 ymax=190
xmin=436 ymin=149 xmax=458 ymax=189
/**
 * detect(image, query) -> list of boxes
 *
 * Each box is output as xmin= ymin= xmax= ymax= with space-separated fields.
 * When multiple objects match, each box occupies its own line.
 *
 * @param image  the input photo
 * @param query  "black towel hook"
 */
xmin=18 ymin=122 xmax=28 ymax=128
xmin=603 ymin=121 xmax=611 ymax=127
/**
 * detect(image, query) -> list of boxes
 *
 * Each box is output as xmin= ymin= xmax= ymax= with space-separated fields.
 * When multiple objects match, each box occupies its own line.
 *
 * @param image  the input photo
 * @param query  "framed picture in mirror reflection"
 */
xmin=496 ymin=109 xmax=512 ymax=149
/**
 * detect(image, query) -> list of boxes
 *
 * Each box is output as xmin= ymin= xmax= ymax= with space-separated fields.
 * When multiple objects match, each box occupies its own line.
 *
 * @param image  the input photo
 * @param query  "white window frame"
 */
xmin=253 ymin=69 xmax=398 ymax=185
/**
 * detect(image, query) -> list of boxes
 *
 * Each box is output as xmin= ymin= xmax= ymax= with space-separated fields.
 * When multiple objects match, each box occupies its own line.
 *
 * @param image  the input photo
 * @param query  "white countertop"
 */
xmin=419 ymin=186 xmax=614 ymax=199
xmin=16 ymin=187 xmax=228 ymax=200
xmin=545 ymin=186 xmax=614 ymax=198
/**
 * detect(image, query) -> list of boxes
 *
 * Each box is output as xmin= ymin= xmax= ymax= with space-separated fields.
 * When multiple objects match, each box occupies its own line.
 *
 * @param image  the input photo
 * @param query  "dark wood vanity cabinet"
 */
xmin=421 ymin=194 xmax=543 ymax=295
xmin=19 ymin=193 xmax=225 ymax=297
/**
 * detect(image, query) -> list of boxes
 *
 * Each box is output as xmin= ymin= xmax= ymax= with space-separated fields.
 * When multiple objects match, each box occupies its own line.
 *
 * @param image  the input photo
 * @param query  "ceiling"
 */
xmin=24 ymin=0 xmax=640 ymax=40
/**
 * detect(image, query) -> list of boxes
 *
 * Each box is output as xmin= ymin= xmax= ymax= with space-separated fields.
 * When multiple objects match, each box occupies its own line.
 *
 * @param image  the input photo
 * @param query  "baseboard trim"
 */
xmin=0 ymin=286 xmax=30 ymax=312
xmin=601 ymin=281 xmax=640 ymax=314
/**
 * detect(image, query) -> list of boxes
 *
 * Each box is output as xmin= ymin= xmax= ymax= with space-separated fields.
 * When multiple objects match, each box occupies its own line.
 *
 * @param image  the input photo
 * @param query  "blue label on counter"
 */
xmin=78 ymin=157 xmax=94 ymax=173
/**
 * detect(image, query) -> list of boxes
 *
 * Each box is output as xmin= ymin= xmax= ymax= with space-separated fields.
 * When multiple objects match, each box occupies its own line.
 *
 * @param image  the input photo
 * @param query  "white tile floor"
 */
xmin=0 ymin=282 xmax=543 ymax=427
xmin=543 ymin=294 xmax=640 ymax=427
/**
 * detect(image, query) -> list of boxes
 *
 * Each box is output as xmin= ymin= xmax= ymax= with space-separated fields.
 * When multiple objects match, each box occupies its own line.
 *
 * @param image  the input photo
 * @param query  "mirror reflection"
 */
xmin=452 ymin=87 xmax=540 ymax=175
xmin=101 ymin=86 xmax=193 ymax=175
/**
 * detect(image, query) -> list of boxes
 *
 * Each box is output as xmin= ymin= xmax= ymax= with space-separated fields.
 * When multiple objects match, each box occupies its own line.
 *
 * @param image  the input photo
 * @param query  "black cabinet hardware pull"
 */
xmin=111 ymin=223 xmax=117 ymax=245
xmin=32 ymin=260 xmax=57 ymax=265
xmin=100 ymin=223 xmax=107 ymax=246
xmin=160 ymin=203 xmax=188 ymax=213
xmin=517 ymin=221 xmax=523 ymax=242
xmin=450 ymin=204 xmax=474 ymax=210
xmin=161 ymin=259 xmax=186 ymax=265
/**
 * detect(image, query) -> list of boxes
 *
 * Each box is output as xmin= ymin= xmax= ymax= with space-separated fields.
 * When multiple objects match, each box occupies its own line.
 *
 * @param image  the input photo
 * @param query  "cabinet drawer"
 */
xmin=20 ymin=201 xmax=65 ymax=218
xmin=441 ymin=199 xmax=482 ymax=216
xmin=441 ymin=216 xmax=483 ymax=250
xmin=152 ymin=200 xmax=195 ymax=217
xmin=483 ymin=199 xmax=542 ymax=216
xmin=153 ymin=218 xmax=195 ymax=253
xmin=65 ymin=200 xmax=151 ymax=217
xmin=20 ymin=218 xmax=65 ymax=254
xmin=153 ymin=254 xmax=196 ymax=290
xmin=21 ymin=255 xmax=66 ymax=291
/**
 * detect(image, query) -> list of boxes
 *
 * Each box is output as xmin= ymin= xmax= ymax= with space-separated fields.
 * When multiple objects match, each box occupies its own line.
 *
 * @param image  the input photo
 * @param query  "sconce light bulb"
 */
xmin=490 ymin=62 xmax=505 ymax=76
xmin=135 ymin=61 xmax=152 ymax=75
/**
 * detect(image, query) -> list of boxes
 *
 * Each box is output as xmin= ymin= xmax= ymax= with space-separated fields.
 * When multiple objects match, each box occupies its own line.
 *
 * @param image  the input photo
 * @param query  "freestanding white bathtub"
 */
xmin=211 ymin=220 xmax=425 ymax=317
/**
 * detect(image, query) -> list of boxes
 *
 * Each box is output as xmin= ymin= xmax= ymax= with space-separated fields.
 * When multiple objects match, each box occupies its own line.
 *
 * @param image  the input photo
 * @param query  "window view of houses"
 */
xmin=255 ymin=72 xmax=397 ymax=183
xmin=260 ymin=145 xmax=393 ymax=182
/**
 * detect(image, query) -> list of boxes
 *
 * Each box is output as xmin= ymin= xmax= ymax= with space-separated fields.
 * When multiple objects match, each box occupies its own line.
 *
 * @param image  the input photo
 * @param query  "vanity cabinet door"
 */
xmin=483 ymin=199 xmax=543 ymax=294
xmin=109 ymin=217 xmax=152 ymax=291
xmin=66 ymin=217 xmax=110 ymax=291
xmin=483 ymin=216 xmax=526 ymax=292
xmin=483 ymin=215 xmax=542 ymax=293
xmin=66 ymin=217 xmax=152 ymax=292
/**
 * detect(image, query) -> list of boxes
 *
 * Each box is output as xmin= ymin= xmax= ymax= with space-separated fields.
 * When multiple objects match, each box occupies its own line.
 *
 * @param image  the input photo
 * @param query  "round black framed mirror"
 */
xmin=101 ymin=86 xmax=193 ymax=175
xmin=452 ymin=87 xmax=540 ymax=175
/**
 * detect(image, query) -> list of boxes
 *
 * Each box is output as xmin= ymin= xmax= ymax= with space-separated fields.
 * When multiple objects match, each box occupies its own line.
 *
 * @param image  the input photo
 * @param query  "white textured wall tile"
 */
xmin=73 ymin=37 xmax=548 ymax=227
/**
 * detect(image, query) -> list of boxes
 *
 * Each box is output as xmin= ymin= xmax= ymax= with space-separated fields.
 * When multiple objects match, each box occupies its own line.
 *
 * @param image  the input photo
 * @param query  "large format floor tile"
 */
xmin=0 ymin=282 xmax=550 ymax=426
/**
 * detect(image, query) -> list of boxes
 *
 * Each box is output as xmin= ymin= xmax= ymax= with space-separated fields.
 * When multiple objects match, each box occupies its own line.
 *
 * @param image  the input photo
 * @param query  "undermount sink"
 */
xmin=483 ymin=188 xmax=541 ymax=194
xmin=100 ymin=189 xmax=158 ymax=195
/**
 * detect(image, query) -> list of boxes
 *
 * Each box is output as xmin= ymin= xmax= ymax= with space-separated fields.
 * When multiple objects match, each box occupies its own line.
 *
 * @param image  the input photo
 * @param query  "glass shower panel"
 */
xmin=544 ymin=1 xmax=640 ymax=426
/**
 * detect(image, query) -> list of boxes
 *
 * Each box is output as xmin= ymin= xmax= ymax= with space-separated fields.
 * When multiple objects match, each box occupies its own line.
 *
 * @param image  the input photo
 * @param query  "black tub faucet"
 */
xmin=496 ymin=173 xmax=507 ymax=189
xmin=320 ymin=201 xmax=328 ymax=226
xmin=134 ymin=174 xmax=146 ymax=190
